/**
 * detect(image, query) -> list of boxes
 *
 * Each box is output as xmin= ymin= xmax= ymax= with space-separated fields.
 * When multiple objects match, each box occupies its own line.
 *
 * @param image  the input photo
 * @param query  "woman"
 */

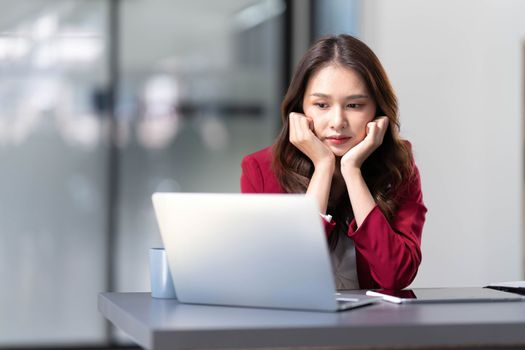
xmin=240 ymin=34 xmax=427 ymax=290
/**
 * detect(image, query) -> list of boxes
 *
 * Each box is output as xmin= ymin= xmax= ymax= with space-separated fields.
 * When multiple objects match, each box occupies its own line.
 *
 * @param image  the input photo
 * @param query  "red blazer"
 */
xmin=240 ymin=146 xmax=427 ymax=290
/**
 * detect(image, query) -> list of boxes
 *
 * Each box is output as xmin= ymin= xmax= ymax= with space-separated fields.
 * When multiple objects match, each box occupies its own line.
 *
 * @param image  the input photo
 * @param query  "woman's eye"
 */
xmin=347 ymin=103 xmax=361 ymax=109
xmin=315 ymin=103 xmax=328 ymax=109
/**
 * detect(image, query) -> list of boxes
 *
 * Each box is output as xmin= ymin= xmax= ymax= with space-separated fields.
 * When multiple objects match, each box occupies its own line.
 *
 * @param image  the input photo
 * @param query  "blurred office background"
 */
xmin=0 ymin=0 xmax=523 ymax=348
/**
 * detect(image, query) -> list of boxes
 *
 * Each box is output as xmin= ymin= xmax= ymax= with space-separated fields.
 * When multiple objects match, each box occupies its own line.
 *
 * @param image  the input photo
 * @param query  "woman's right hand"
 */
xmin=289 ymin=112 xmax=334 ymax=214
xmin=288 ymin=112 xmax=335 ymax=169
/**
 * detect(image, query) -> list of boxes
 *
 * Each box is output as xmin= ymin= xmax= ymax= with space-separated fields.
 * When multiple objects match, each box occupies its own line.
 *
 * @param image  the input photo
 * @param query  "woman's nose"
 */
xmin=330 ymin=106 xmax=347 ymax=130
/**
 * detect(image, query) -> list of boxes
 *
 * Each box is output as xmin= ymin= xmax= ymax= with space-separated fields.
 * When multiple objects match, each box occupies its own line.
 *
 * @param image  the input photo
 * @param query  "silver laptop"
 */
xmin=152 ymin=192 xmax=380 ymax=312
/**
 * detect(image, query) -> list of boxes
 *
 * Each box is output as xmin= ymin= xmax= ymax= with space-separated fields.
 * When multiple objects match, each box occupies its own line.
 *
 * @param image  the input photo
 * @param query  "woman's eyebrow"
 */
xmin=310 ymin=93 xmax=331 ymax=98
xmin=310 ymin=93 xmax=369 ymax=99
xmin=346 ymin=94 xmax=369 ymax=100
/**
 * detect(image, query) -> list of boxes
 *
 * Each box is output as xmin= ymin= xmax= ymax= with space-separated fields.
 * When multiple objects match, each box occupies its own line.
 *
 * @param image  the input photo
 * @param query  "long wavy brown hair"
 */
xmin=273 ymin=34 xmax=414 ymax=243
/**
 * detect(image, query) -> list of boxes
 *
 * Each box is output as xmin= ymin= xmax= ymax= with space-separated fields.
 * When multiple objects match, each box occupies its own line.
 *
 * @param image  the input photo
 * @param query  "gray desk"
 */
xmin=98 ymin=292 xmax=525 ymax=350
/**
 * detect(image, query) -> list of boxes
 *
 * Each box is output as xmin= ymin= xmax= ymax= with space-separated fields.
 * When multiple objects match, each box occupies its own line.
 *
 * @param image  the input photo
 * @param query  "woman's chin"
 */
xmin=329 ymin=146 xmax=351 ymax=158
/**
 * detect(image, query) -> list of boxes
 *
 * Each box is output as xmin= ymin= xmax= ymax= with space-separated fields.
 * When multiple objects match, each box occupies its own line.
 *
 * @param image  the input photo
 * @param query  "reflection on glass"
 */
xmin=136 ymin=74 xmax=181 ymax=149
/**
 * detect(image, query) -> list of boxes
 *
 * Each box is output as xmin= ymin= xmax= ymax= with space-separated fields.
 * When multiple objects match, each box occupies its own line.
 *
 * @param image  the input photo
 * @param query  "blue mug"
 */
xmin=149 ymin=248 xmax=177 ymax=299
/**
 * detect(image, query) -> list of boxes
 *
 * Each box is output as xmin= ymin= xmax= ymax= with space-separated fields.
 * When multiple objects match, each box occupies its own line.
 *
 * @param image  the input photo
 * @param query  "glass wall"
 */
xmin=0 ymin=0 xmax=109 ymax=345
xmin=0 ymin=0 xmax=285 ymax=346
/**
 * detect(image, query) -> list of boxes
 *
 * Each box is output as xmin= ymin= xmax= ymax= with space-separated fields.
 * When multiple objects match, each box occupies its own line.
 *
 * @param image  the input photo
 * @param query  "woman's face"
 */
xmin=302 ymin=64 xmax=377 ymax=157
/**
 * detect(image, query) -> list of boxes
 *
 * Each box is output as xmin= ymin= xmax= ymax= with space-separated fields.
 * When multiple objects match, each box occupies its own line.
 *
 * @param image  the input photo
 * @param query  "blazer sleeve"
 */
xmin=348 ymin=164 xmax=427 ymax=289
xmin=240 ymin=155 xmax=264 ymax=193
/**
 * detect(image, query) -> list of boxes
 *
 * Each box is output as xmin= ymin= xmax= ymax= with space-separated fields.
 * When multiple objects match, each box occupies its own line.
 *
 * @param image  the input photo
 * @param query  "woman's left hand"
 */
xmin=341 ymin=116 xmax=389 ymax=173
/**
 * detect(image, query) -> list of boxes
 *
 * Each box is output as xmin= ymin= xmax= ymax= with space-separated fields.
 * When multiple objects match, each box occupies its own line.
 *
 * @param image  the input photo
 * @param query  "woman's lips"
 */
xmin=325 ymin=136 xmax=351 ymax=145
